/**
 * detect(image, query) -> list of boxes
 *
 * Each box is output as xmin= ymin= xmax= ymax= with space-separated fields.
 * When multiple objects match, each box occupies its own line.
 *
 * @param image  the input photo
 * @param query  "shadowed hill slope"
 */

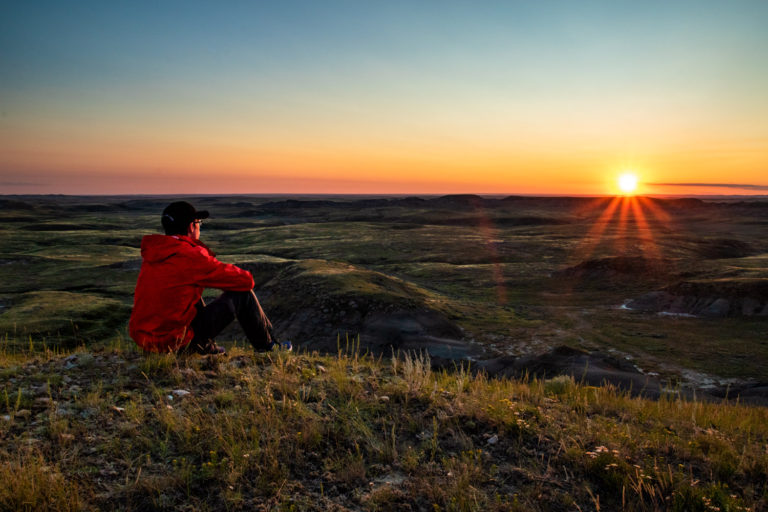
xmin=236 ymin=259 xmax=471 ymax=357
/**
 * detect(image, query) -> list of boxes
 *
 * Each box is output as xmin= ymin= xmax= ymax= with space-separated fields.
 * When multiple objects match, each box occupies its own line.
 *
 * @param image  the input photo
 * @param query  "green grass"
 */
xmin=1 ymin=343 xmax=766 ymax=511
xmin=0 ymin=291 xmax=130 ymax=348
xmin=2 ymin=195 xmax=768 ymax=382
xmin=1 ymin=195 xmax=768 ymax=509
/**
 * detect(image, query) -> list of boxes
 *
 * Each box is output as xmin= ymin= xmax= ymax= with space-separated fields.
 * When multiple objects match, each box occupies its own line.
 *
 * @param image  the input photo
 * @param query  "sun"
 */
xmin=618 ymin=172 xmax=638 ymax=195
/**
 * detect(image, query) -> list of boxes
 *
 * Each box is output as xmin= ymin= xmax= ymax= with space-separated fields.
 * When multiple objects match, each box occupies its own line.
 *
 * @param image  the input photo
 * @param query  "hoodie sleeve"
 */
xmin=189 ymin=248 xmax=255 ymax=291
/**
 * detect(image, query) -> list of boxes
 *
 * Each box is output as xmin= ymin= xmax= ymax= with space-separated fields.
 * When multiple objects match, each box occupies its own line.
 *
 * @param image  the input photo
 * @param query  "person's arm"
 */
xmin=192 ymin=252 xmax=255 ymax=291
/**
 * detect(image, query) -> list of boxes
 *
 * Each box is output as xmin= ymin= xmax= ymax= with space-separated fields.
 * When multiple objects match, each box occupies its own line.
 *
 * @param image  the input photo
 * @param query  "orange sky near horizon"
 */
xmin=4 ymin=123 xmax=764 ymax=196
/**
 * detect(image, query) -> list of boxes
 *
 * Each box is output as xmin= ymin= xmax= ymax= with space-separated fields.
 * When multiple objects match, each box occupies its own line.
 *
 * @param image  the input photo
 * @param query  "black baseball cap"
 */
xmin=161 ymin=201 xmax=209 ymax=234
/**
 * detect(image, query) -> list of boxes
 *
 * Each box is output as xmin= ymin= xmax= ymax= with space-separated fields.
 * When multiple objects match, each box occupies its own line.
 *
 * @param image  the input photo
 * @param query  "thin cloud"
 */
xmin=0 ymin=181 xmax=43 ymax=187
xmin=648 ymin=183 xmax=768 ymax=191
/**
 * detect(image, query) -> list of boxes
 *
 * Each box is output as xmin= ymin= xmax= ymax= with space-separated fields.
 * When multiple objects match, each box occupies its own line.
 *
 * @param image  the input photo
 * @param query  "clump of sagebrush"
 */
xmin=0 ymin=339 xmax=766 ymax=511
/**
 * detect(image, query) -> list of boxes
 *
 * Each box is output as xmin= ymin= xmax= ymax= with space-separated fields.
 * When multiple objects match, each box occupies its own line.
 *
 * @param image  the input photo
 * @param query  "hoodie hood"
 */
xmin=140 ymin=234 xmax=196 ymax=263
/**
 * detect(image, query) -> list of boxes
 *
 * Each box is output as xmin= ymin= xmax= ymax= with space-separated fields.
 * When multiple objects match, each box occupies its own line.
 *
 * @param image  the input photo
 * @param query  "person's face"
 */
xmin=187 ymin=219 xmax=201 ymax=239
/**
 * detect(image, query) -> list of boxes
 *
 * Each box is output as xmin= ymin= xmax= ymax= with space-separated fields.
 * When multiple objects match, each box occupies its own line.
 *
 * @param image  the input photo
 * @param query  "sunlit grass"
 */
xmin=1 ymin=341 xmax=766 ymax=511
xmin=1 ymin=196 xmax=768 ymax=509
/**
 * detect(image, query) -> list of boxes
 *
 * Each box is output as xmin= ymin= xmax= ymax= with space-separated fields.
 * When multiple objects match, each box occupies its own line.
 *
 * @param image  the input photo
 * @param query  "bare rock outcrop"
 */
xmin=626 ymin=279 xmax=768 ymax=317
xmin=479 ymin=345 xmax=663 ymax=398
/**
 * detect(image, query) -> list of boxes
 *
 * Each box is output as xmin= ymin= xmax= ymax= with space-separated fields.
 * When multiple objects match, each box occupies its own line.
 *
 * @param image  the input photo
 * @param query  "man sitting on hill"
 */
xmin=129 ymin=201 xmax=290 ymax=355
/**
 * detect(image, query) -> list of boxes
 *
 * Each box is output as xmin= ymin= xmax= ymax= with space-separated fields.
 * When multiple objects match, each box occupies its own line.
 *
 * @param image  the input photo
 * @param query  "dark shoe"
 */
xmin=255 ymin=340 xmax=292 ymax=353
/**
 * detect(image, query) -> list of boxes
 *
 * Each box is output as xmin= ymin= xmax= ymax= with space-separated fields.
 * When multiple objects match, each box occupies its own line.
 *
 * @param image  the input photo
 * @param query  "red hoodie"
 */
xmin=128 ymin=235 xmax=255 ymax=352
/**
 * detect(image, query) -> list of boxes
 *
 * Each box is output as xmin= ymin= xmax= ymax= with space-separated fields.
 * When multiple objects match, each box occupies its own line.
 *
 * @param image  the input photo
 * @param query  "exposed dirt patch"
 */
xmin=696 ymin=238 xmax=756 ymax=259
xmin=479 ymin=345 xmax=664 ymax=398
xmin=477 ymin=345 xmax=768 ymax=404
xmin=627 ymin=279 xmax=768 ymax=317
xmin=552 ymin=257 xmax=672 ymax=288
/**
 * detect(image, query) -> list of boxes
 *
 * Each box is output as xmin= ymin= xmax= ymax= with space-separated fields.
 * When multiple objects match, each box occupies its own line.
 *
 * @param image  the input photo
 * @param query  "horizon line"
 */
xmin=3 ymin=192 xmax=768 ymax=200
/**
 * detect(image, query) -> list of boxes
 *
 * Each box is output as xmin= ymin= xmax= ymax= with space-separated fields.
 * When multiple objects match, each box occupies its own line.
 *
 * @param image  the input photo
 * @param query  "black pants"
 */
xmin=187 ymin=290 xmax=274 ymax=351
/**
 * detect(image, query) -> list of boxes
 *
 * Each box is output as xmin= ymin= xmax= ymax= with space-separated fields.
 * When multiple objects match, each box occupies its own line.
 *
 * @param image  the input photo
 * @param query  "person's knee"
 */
xmin=221 ymin=289 xmax=256 ymax=309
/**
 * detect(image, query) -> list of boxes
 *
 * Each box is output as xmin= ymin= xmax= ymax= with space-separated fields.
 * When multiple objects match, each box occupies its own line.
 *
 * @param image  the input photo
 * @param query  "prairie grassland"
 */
xmin=1 ymin=195 xmax=768 ymax=510
xmin=2 ymin=195 xmax=767 ymax=387
xmin=1 ymin=341 xmax=766 ymax=511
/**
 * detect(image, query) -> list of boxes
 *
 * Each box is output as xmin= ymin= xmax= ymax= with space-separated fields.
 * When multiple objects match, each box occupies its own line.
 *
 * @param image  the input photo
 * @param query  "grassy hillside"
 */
xmin=1 ymin=195 xmax=767 ymax=510
xmin=2 ymin=195 xmax=768 ymax=392
xmin=1 ymin=342 xmax=766 ymax=511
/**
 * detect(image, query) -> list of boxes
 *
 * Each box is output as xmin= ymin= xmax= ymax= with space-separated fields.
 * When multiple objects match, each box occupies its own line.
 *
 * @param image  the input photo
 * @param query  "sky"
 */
xmin=1 ymin=1 xmax=767 ymax=196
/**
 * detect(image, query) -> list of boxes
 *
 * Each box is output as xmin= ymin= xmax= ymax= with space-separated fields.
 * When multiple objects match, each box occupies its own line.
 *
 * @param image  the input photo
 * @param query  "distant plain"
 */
xmin=1 ymin=194 xmax=766 ymax=401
